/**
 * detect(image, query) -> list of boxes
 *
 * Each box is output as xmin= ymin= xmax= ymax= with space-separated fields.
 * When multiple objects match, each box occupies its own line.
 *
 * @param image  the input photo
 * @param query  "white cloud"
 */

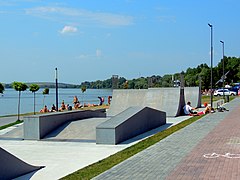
xmin=25 ymin=6 xmax=134 ymax=27
xmin=60 ymin=25 xmax=78 ymax=34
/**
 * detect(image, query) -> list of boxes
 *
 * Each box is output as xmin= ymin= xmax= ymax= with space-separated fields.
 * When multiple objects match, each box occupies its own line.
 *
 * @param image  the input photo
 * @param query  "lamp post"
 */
xmin=55 ymin=68 xmax=58 ymax=111
xmin=208 ymin=23 xmax=213 ymax=108
xmin=220 ymin=40 xmax=225 ymax=99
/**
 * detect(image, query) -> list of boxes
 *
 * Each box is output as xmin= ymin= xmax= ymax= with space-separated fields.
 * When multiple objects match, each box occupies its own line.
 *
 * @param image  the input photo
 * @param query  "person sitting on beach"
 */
xmin=73 ymin=96 xmax=81 ymax=109
xmin=98 ymin=96 xmax=104 ymax=106
xmin=60 ymin=100 xmax=66 ymax=111
xmin=40 ymin=105 xmax=49 ymax=113
xmin=183 ymin=101 xmax=197 ymax=115
xmin=51 ymin=104 xmax=56 ymax=112
xmin=67 ymin=104 xmax=72 ymax=110
xmin=108 ymin=96 xmax=112 ymax=105
xmin=65 ymin=103 xmax=69 ymax=110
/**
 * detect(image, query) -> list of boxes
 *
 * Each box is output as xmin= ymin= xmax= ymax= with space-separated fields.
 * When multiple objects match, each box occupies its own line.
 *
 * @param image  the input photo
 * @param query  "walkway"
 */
xmin=94 ymin=97 xmax=240 ymax=179
xmin=0 ymin=112 xmax=190 ymax=179
xmin=0 ymin=116 xmax=19 ymax=127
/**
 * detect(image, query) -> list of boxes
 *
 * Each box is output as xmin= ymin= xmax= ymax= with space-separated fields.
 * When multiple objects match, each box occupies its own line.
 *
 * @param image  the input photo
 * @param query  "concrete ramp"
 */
xmin=107 ymin=88 xmax=185 ymax=117
xmin=184 ymin=87 xmax=202 ymax=108
xmin=43 ymin=117 xmax=109 ymax=142
xmin=146 ymin=88 xmax=185 ymax=117
xmin=107 ymin=89 xmax=147 ymax=117
xmin=0 ymin=147 xmax=43 ymax=180
xmin=97 ymin=106 xmax=166 ymax=144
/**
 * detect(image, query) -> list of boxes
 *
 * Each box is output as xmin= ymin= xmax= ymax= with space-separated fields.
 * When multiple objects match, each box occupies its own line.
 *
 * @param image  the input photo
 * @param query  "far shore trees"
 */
xmin=0 ymin=83 xmax=4 ymax=94
xmin=29 ymin=84 xmax=40 ymax=115
xmin=12 ymin=81 xmax=28 ymax=120
xmin=79 ymin=56 xmax=240 ymax=90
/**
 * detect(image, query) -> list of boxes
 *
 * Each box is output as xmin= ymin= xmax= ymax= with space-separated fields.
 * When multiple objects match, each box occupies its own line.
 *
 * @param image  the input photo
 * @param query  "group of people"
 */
xmin=40 ymin=95 xmax=110 ymax=113
xmin=40 ymin=104 xmax=57 ymax=113
xmin=183 ymin=101 xmax=213 ymax=116
xmin=40 ymin=97 xmax=216 ymax=116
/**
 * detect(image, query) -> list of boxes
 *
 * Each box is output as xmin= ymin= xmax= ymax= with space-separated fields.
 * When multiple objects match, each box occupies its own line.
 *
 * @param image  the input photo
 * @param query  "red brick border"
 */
xmin=167 ymin=106 xmax=240 ymax=179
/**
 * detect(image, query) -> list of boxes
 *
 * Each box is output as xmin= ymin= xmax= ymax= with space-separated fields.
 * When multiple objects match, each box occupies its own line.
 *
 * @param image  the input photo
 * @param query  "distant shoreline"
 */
xmin=3 ymin=82 xmax=81 ymax=89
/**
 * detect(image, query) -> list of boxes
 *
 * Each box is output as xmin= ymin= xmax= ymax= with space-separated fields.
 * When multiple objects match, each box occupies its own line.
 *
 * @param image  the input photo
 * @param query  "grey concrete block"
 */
xmin=96 ymin=106 xmax=166 ymax=144
xmin=24 ymin=109 xmax=106 ymax=140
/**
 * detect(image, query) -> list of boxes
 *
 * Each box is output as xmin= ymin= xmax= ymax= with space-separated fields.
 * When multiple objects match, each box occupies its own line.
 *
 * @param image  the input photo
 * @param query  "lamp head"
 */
xmin=220 ymin=40 xmax=224 ymax=44
xmin=208 ymin=23 xmax=212 ymax=27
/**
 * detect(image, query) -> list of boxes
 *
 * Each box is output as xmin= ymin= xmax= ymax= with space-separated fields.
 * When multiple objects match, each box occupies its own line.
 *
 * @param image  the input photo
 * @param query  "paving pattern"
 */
xmin=94 ymin=98 xmax=240 ymax=180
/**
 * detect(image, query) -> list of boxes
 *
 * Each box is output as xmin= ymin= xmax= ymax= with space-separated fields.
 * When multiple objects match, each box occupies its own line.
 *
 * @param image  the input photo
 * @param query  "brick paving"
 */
xmin=166 ymin=99 xmax=240 ymax=180
xmin=94 ymin=98 xmax=240 ymax=180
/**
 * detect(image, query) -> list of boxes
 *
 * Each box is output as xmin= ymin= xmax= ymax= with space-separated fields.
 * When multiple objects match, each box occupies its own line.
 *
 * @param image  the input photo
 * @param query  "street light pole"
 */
xmin=220 ymin=40 xmax=225 ymax=99
xmin=208 ymin=23 xmax=213 ymax=108
xmin=55 ymin=68 xmax=58 ymax=111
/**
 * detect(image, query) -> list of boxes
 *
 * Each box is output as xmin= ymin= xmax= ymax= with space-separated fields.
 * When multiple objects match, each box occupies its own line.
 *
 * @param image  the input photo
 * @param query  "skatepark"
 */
xmin=0 ymin=86 xmax=203 ymax=179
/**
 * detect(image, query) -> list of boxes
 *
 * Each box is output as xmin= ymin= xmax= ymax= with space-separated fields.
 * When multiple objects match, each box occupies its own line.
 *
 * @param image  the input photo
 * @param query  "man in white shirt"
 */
xmin=183 ymin=101 xmax=196 ymax=115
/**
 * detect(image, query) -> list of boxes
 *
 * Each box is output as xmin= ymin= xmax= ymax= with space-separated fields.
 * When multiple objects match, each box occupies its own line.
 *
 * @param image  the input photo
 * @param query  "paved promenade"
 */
xmin=0 ymin=98 xmax=239 ymax=179
xmin=0 ymin=116 xmax=19 ymax=127
xmin=94 ymin=97 xmax=240 ymax=180
xmin=0 ymin=110 xmax=189 ymax=179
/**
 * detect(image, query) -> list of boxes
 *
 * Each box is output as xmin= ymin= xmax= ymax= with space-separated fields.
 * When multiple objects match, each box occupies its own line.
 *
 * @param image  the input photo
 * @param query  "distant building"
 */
xmin=112 ymin=75 xmax=119 ymax=89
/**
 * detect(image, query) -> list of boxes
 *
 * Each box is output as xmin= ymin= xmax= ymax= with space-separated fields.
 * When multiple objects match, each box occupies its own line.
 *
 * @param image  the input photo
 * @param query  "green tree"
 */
xmin=81 ymin=85 xmax=87 ymax=105
xmin=0 ymin=83 xmax=4 ymax=94
xmin=225 ymin=56 xmax=240 ymax=83
xmin=134 ymin=77 xmax=148 ymax=89
xmin=42 ymin=88 xmax=49 ymax=107
xmin=160 ymin=74 xmax=173 ymax=87
xmin=29 ymin=84 xmax=40 ymax=115
xmin=199 ymin=67 xmax=211 ymax=90
xmin=128 ymin=79 xmax=135 ymax=89
xmin=12 ymin=82 xmax=28 ymax=120
xmin=184 ymin=67 xmax=199 ymax=86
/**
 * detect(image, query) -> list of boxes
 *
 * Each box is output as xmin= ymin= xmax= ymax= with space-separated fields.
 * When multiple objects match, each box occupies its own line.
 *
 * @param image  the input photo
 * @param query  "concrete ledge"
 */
xmin=24 ymin=109 xmax=106 ymax=140
xmin=96 ymin=106 xmax=166 ymax=145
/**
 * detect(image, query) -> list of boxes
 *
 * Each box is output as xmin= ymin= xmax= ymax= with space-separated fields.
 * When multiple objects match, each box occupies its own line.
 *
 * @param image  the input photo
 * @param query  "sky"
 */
xmin=0 ymin=0 xmax=240 ymax=84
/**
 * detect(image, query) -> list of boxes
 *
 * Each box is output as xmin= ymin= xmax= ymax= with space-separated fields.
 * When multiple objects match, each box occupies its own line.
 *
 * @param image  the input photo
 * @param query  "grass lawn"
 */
xmin=201 ymin=94 xmax=235 ymax=104
xmin=0 ymin=120 xmax=23 ymax=130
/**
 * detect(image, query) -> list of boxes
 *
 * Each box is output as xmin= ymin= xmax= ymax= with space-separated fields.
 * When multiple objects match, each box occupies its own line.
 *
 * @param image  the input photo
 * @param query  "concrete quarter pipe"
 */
xmin=107 ymin=88 xmax=185 ymax=117
xmin=0 ymin=147 xmax=43 ymax=180
xmin=184 ymin=87 xmax=202 ymax=108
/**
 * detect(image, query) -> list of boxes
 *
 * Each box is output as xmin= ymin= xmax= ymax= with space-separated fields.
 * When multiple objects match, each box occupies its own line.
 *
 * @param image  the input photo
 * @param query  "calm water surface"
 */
xmin=0 ymin=88 xmax=112 ymax=116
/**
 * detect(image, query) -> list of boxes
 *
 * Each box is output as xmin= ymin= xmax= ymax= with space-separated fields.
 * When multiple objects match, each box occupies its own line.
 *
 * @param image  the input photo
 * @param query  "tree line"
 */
xmin=0 ymin=56 xmax=239 ymax=117
xmin=81 ymin=56 xmax=240 ymax=90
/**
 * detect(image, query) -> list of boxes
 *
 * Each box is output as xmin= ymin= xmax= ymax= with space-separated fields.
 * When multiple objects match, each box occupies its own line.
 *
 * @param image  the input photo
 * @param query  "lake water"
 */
xmin=0 ymin=88 xmax=113 ymax=116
